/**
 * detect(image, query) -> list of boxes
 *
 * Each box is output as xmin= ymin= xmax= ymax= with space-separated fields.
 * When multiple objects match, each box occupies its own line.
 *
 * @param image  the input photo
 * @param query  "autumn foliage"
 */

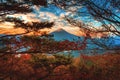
xmin=0 ymin=0 xmax=120 ymax=80
xmin=0 ymin=35 xmax=87 ymax=54
xmin=0 ymin=53 xmax=120 ymax=80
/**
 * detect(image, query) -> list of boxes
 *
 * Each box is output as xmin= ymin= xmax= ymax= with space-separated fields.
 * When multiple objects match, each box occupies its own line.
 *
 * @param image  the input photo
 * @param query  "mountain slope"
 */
xmin=49 ymin=28 xmax=82 ymax=41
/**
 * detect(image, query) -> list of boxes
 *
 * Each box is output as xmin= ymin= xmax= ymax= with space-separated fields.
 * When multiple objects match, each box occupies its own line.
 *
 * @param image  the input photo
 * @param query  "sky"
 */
xmin=0 ymin=4 xmax=104 ymax=37
xmin=0 ymin=3 xmax=120 ymax=39
xmin=0 ymin=5 xmax=76 ymax=35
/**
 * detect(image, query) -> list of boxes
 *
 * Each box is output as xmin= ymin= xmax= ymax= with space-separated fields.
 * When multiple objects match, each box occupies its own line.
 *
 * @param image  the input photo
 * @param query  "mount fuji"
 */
xmin=49 ymin=28 xmax=82 ymax=41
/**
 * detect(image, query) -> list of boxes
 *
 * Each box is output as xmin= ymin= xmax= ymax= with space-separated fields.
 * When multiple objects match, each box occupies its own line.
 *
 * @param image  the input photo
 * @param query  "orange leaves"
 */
xmin=58 ymin=39 xmax=87 ymax=51
xmin=1 ymin=35 xmax=88 ymax=54
xmin=0 ymin=53 xmax=120 ymax=80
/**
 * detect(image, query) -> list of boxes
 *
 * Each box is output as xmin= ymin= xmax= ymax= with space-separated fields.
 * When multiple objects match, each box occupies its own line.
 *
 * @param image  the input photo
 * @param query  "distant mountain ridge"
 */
xmin=49 ymin=28 xmax=82 ymax=41
xmin=49 ymin=28 xmax=120 ymax=50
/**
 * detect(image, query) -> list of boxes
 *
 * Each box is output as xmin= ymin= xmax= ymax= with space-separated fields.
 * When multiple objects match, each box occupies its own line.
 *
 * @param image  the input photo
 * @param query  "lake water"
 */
xmin=57 ymin=49 xmax=119 ymax=57
xmin=0 ymin=34 xmax=119 ymax=57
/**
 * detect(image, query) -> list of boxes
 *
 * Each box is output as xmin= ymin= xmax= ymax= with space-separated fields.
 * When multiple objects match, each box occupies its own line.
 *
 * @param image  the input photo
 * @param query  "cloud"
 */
xmin=0 ymin=11 xmax=86 ymax=36
xmin=0 ymin=28 xmax=26 ymax=34
xmin=0 ymin=22 xmax=15 ymax=28
xmin=0 ymin=6 xmax=105 ymax=37
xmin=7 ymin=13 xmax=40 ymax=23
xmin=38 ymin=12 xmax=58 ymax=22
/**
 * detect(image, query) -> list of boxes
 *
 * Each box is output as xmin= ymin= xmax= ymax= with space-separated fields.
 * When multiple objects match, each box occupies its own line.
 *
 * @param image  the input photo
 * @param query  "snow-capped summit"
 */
xmin=49 ymin=28 xmax=81 ymax=41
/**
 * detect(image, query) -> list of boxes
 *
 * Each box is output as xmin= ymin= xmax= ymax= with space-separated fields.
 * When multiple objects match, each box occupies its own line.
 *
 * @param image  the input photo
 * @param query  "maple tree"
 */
xmin=0 ymin=52 xmax=120 ymax=80
xmin=0 ymin=1 xmax=89 ymax=80
xmin=1 ymin=1 xmax=119 ymax=80
xmin=0 ymin=0 xmax=89 ymax=54
xmin=0 ymin=1 xmax=74 ymax=79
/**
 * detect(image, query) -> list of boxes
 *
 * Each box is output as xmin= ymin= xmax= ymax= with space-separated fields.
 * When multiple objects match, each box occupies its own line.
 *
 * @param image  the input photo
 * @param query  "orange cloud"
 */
xmin=0 ymin=22 xmax=14 ymax=28
xmin=0 ymin=28 xmax=25 ymax=35
xmin=0 ymin=12 xmax=109 ymax=38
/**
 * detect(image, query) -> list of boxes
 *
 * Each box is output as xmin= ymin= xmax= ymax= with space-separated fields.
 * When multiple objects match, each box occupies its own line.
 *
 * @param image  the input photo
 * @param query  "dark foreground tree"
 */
xmin=0 ymin=1 xmax=89 ymax=79
xmin=0 ymin=0 xmax=53 ymax=53
xmin=0 ymin=0 xmax=88 ymax=54
xmin=51 ymin=0 xmax=120 ymax=51
xmin=0 ymin=1 xmax=120 ymax=80
xmin=0 ymin=1 xmax=71 ymax=80
xmin=52 ymin=0 xmax=120 ymax=36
